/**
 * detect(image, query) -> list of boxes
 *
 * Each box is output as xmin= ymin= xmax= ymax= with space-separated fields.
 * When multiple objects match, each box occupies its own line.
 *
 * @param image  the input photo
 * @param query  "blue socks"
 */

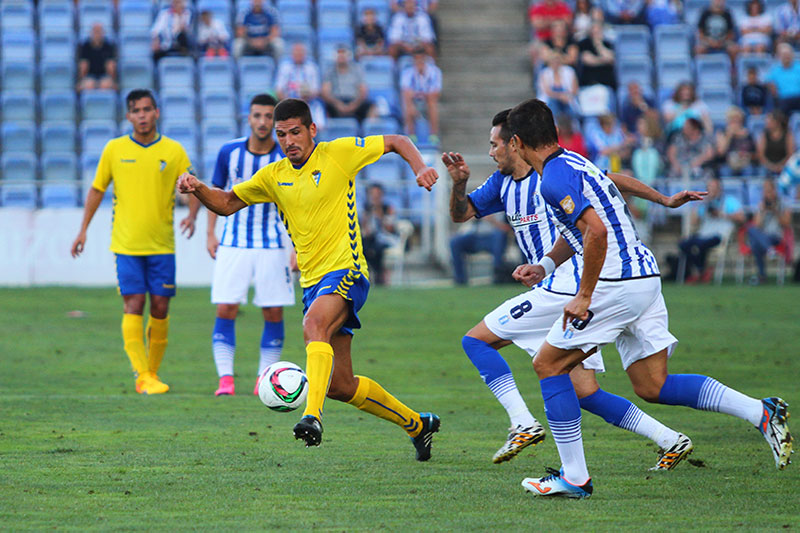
xmin=659 ymin=374 xmax=762 ymax=426
xmin=541 ymin=374 xmax=589 ymax=485
xmin=212 ymin=317 xmax=236 ymax=377
xmin=658 ymin=374 xmax=708 ymax=408
xmin=258 ymin=320 xmax=284 ymax=376
xmin=579 ymin=388 xmax=630 ymax=426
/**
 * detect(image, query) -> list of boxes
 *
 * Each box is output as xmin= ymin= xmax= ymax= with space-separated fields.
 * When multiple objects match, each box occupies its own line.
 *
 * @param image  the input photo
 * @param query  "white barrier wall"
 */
xmin=0 ymin=207 xmax=216 ymax=287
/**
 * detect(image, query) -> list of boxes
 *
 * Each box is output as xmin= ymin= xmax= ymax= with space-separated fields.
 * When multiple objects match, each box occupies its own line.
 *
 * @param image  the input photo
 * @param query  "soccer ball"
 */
xmin=258 ymin=361 xmax=309 ymax=412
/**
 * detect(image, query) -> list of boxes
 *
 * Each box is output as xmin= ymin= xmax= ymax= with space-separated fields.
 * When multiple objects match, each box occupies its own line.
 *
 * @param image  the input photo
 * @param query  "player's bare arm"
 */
xmin=177 ymin=172 xmax=247 ymax=216
xmin=70 ymin=187 xmax=105 ymax=258
xmin=206 ymin=208 xmax=219 ymax=259
xmin=442 ymin=152 xmax=477 ymax=222
xmin=607 ymin=172 xmax=707 ymax=208
xmin=179 ymin=194 xmax=201 ymax=238
xmin=513 ymin=236 xmax=575 ymax=287
xmin=383 ymin=134 xmax=438 ymax=190
xmin=563 ymin=207 xmax=607 ymax=331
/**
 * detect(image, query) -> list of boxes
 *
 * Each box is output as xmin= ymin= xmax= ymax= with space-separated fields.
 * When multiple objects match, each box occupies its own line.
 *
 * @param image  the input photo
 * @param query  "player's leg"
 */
xmin=116 ymin=254 xmax=157 ymax=393
xmin=142 ymin=254 xmax=175 ymax=392
xmin=213 ymin=303 xmax=239 ymax=396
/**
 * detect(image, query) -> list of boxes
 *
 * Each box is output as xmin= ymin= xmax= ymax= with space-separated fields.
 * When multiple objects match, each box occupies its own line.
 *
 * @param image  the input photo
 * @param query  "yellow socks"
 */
xmin=302 ymin=341 xmax=334 ymax=420
xmin=122 ymin=313 xmax=148 ymax=377
xmin=146 ymin=315 xmax=169 ymax=375
xmin=347 ymin=375 xmax=423 ymax=437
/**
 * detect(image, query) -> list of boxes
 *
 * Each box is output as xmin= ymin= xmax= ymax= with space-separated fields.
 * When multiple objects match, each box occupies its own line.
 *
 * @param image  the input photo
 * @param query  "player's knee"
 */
xmin=217 ymin=304 xmax=238 ymax=320
xmin=632 ymin=381 xmax=661 ymax=403
xmin=327 ymin=379 xmax=357 ymax=402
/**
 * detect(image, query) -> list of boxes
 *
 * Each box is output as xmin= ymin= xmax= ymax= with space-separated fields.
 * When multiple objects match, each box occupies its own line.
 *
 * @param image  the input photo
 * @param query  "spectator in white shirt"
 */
xmin=536 ymin=54 xmax=579 ymax=118
xmin=198 ymin=10 xmax=230 ymax=57
xmin=740 ymin=0 xmax=773 ymax=54
xmin=275 ymin=43 xmax=326 ymax=125
xmin=151 ymin=0 xmax=193 ymax=63
xmin=388 ymin=2 xmax=435 ymax=59
xmin=400 ymin=48 xmax=441 ymax=144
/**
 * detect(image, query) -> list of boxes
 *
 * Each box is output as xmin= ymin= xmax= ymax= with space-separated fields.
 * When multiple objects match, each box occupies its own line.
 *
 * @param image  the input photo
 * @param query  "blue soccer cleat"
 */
xmin=759 ymin=397 xmax=793 ymax=470
xmin=410 ymin=412 xmax=440 ymax=461
xmin=522 ymin=467 xmax=593 ymax=499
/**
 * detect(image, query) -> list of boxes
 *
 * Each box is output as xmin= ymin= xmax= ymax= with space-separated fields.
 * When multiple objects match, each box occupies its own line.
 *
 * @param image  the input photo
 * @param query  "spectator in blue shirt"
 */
xmin=620 ymin=81 xmax=654 ymax=133
xmin=235 ymin=0 xmax=283 ymax=60
xmin=603 ymin=0 xmax=647 ymax=25
xmin=766 ymin=43 xmax=800 ymax=115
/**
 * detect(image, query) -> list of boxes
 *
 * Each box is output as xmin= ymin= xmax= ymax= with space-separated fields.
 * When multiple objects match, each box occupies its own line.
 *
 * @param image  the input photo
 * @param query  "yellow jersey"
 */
xmin=233 ymin=135 xmax=384 ymax=288
xmin=92 ymin=134 xmax=193 ymax=255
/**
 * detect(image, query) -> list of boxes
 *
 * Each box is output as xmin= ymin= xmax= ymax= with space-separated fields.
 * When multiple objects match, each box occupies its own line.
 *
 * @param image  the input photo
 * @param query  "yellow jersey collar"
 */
xmin=291 ymin=142 xmax=318 ymax=170
xmin=129 ymin=133 xmax=163 ymax=148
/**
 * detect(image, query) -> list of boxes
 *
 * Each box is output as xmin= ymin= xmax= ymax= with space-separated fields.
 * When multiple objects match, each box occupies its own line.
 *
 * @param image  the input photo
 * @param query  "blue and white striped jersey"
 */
xmin=468 ymin=169 xmax=583 ymax=295
xmin=540 ymin=148 xmax=660 ymax=280
xmin=212 ymin=137 xmax=287 ymax=249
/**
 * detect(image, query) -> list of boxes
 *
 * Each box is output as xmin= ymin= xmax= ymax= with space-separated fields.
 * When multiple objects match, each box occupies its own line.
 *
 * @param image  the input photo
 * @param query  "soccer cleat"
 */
xmin=522 ymin=467 xmax=593 ymax=499
xmin=135 ymin=372 xmax=169 ymax=395
xmin=493 ymin=422 xmax=546 ymax=464
xmin=758 ymin=397 xmax=794 ymax=470
xmin=651 ymin=433 xmax=693 ymax=471
xmin=215 ymin=375 xmax=235 ymax=396
xmin=410 ymin=412 xmax=440 ymax=462
xmin=293 ymin=415 xmax=323 ymax=447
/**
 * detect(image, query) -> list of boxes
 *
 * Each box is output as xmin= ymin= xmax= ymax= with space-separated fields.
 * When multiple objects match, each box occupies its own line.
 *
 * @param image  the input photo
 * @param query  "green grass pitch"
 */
xmin=1 ymin=284 xmax=798 ymax=530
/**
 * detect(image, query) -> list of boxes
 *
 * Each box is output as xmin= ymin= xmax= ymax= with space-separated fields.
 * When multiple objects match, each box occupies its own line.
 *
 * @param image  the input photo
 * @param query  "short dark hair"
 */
xmin=250 ymin=93 xmax=278 ymax=109
xmin=126 ymin=89 xmax=157 ymax=110
xmin=685 ymin=117 xmax=703 ymax=133
xmin=491 ymin=109 xmax=513 ymax=143
xmin=507 ymin=99 xmax=558 ymax=151
xmin=274 ymin=98 xmax=312 ymax=127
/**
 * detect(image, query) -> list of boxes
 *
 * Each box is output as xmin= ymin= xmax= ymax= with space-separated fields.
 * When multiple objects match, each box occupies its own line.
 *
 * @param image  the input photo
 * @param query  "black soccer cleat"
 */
xmin=293 ymin=415 xmax=323 ymax=447
xmin=410 ymin=412 xmax=440 ymax=461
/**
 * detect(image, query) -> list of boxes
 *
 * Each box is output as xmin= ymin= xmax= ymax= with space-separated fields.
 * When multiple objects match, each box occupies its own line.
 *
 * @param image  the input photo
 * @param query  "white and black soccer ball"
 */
xmin=258 ymin=361 xmax=309 ymax=412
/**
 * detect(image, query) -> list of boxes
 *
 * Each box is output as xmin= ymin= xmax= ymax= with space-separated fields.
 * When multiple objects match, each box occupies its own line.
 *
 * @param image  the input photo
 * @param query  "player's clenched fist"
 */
xmin=416 ymin=166 xmax=439 ymax=191
xmin=177 ymin=172 xmax=201 ymax=193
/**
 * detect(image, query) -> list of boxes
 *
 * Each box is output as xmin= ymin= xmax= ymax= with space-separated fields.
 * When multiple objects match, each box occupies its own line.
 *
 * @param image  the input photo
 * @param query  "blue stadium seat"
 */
xmin=1 ymin=31 xmax=36 ymax=63
xmin=238 ymin=89 xmax=262 ymax=118
xmin=1 ymin=62 xmax=35 ymax=92
xmin=356 ymin=0 xmax=391 ymax=27
xmin=41 ymin=183 xmax=81 ymax=208
xmin=746 ymin=114 xmax=766 ymax=139
xmin=41 ymin=32 xmax=77 ymax=62
xmin=80 ymin=90 xmax=118 ymax=121
xmin=81 ymin=153 xmax=102 ymax=185
xmin=736 ymin=54 xmax=772 ymax=87
xmin=41 ymin=122 xmax=78 ymax=153
xmin=369 ymin=86 xmax=400 ymax=118
xmin=158 ymin=57 xmax=196 ymax=90
xmin=318 ymin=27 xmax=355 ymax=66
xmin=119 ymin=59 xmax=154 ymax=92
xmin=363 ymin=117 xmax=401 ymax=136
xmin=361 ymin=56 xmax=395 ymax=89
xmin=162 ymin=121 xmax=198 ymax=160
xmin=160 ymin=92 xmax=196 ymax=123
xmin=40 ymin=60 xmax=75 ymax=92
xmin=616 ymin=57 xmax=653 ymax=91
xmin=1 ymin=184 xmax=38 ymax=208
xmin=318 ymin=0 xmax=352 ymax=29
xmin=203 ymin=153 xmax=218 ymax=182
xmin=202 ymin=121 xmax=238 ymax=159
xmin=81 ymin=120 xmax=117 ymax=156
xmin=614 ymin=26 xmax=651 ymax=59
xmin=1 ymin=122 xmax=37 ymax=153
xmin=41 ymin=91 xmax=77 ymax=123
xmin=653 ymin=24 xmax=691 ymax=59
xmin=119 ymin=29 xmax=152 ymax=59
xmin=319 ymin=118 xmax=360 ymax=142
xmin=78 ymin=2 xmax=114 ymax=36
xmin=1 ymin=153 xmax=38 ymax=182
xmin=201 ymin=90 xmax=237 ymax=120
xmin=696 ymin=54 xmax=732 ymax=89
xmin=683 ymin=0 xmax=706 ymax=26
xmin=362 ymin=155 xmax=406 ymax=208
xmin=277 ymin=0 xmax=312 ymax=26
xmin=119 ymin=0 xmax=154 ymax=31
xmin=199 ymin=57 xmax=236 ymax=90
xmin=282 ymin=25 xmax=315 ymax=49
xmin=1 ymin=3 xmax=34 ymax=31
xmin=42 ymin=153 xmax=79 ymax=182
xmin=238 ymin=56 xmax=276 ymax=91
xmin=39 ymin=2 xmax=75 ymax=35
xmin=2 ymin=92 xmax=36 ymax=122
xmin=657 ymin=57 xmax=693 ymax=91
xmin=699 ymin=86 xmax=734 ymax=127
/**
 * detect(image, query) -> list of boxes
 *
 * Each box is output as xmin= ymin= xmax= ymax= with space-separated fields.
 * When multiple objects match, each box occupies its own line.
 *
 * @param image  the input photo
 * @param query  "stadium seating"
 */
xmin=160 ymin=92 xmax=197 ymax=123
xmin=162 ymin=121 xmax=198 ymax=160
xmin=80 ymin=90 xmax=118 ymax=122
xmin=318 ymin=117 xmax=360 ymax=141
xmin=158 ymin=57 xmax=196 ymax=90
xmin=278 ymin=0 xmax=313 ymax=26
xmin=736 ymin=54 xmax=773 ymax=87
xmin=238 ymin=57 xmax=276 ymax=92
xmin=1 ymin=62 xmax=36 ymax=92
xmin=617 ymin=57 xmax=653 ymax=91
xmin=363 ymin=117 xmax=401 ymax=136
xmin=696 ymin=55 xmax=732 ymax=89
xmin=201 ymin=90 xmax=237 ymax=120
xmin=361 ymin=56 xmax=396 ymax=89
xmin=119 ymin=30 xmax=152 ymax=59
xmin=699 ymin=86 xmax=735 ymax=127
xmin=41 ymin=122 xmax=78 ymax=153
xmin=120 ymin=59 xmax=155 ymax=93
xmin=119 ymin=0 xmax=153 ymax=31
xmin=1 ymin=3 xmax=34 ymax=31
xmin=657 ymin=57 xmax=693 ymax=91
xmin=1 ymin=122 xmax=37 ymax=153
xmin=282 ymin=24 xmax=315 ymax=49
xmin=1 ymin=153 xmax=38 ymax=182
xmin=318 ymin=0 xmax=353 ymax=29
xmin=80 ymin=120 xmax=117 ymax=156
xmin=199 ymin=57 xmax=237 ymax=91
xmin=41 ymin=182 xmax=81 ymax=208
xmin=654 ymin=24 xmax=692 ymax=59
xmin=41 ymin=32 xmax=76 ymax=62
xmin=202 ymin=121 xmax=238 ymax=159
xmin=1 ymin=31 xmax=36 ymax=63
xmin=81 ymin=153 xmax=101 ymax=186
xmin=38 ymin=2 xmax=76 ymax=35
xmin=614 ymin=26 xmax=651 ymax=59
xmin=39 ymin=61 xmax=75 ymax=92
xmin=41 ymin=152 xmax=79 ymax=182
xmin=78 ymin=2 xmax=114 ymax=36
xmin=41 ymin=92 xmax=77 ymax=123
xmin=1 ymin=183 xmax=38 ymax=208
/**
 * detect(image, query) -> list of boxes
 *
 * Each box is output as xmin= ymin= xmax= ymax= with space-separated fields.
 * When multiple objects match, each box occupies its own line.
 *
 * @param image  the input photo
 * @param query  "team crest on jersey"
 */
xmin=159 ymin=159 xmax=167 ymax=172
xmin=355 ymin=137 xmax=365 ymax=147
xmin=560 ymin=195 xmax=575 ymax=214
xmin=312 ymin=169 xmax=322 ymax=186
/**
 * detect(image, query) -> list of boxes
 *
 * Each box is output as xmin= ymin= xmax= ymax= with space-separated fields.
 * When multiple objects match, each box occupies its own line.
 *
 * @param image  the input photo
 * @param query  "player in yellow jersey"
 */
xmin=71 ymin=89 xmax=199 ymax=395
xmin=178 ymin=98 xmax=442 ymax=460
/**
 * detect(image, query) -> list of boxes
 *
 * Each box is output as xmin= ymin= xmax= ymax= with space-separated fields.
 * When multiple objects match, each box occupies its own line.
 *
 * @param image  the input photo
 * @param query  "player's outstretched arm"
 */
xmin=177 ymin=172 xmax=247 ymax=216
xmin=512 ymin=236 xmax=576 ymax=287
xmin=383 ymin=134 xmax=438 ymax=190
xmin=608 ymin=172 xmax=706 ymax=208
xmin=442 ymin=152 xmax=477 ymax=222
xmin=71 ymin=187 xmax=105 ymax=258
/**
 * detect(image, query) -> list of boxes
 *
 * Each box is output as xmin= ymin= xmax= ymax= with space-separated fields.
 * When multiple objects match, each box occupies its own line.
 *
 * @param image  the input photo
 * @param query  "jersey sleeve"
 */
xmin=211 ymin=145 xmax=229 ymax=189
xmin=467 ymin=173 xmax=504 ymax=218
xmin=232 ymin=165 xmax=274 ymax=205
xmin=176 ymin=143 xmax=194 ymax=176
xmin=540 ymin=162 xmax=591 ymax=225
xmin=330 ymin=135 xmax=385 ymax=176
xmin=91 ymin=140 xmax=114 ymax=192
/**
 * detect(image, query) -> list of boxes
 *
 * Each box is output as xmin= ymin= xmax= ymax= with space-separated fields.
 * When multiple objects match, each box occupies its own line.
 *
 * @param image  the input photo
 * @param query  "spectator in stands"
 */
xmin=757 ymin=110 xmax=796 ymax=176
xmin=773 ymin=0 xmax=800 ymax=48
xmin=621 ymin=81 xmax=655 ymax=133
xmin=391 ymin=0 xmax=440 ymax=44
xmin=695 ymin=0 xmax=738 ymax=63
xmin=646 ymin=0 xmax=681 ymax=27
xmin=533 ymin=19 xmax=578 ymax=68
xmin=77 ymin=23 xmax=117 ymax=92
xmin=322 ymin=46 xmax=375 ymax=123
xmin=716 ymin=106 xmax=757 ymax=177
xmin=356 ymin=8 xmax=387 ymax=58
xmin=766 ymin=43 xmax=800 ymax=115
xmin=450 ymin=215 xmax=511 ymax=285
xmin=588 ymin=113 xmax=633 ymax=172
xmin=400 ymin=48 xmax=441 ymax=144
xmin=577 ymin=22 xmax=616 ymax=89
xmin=741 ymin=66 xmax=769 ymax=115
xmin=631 ymin=113 xmax=664 ymax=195
xmin=747 ymin=178 xmax=792 ymax=283
xmin=573 ymin=0 xmax=594 ymax=40
xmin=739 ymin=0 xmax=773 ymax=54
xmin=667 ymin=117 xmax=715 ymax=178
xmin=662 ymin=82 xmax=713 ymax=137
xmin=536 ymin=54 xmax=579 ymax=118
xmin=678 ymin=176 xmax=745 ymax=283
xmin=528 ymin=0 xmax=573 ymax=42
xmin=556 ymin=114 xmax=589 ymax=157
xmin=151 ymin=0 xmax=193 ymax=63
xmin=235 ymin=0 xmax=282 ymax=60
xmin=197 ymin=9 xmax=230 ymax=57
xmin=387 ymin=1 xmax=436 ymax=59
xmin=275 ymin=42 xmax=320 ymax=102
xmin=603 ymin=0 xmax=647 ymax=25
xmin=360 ymin=183 xmax=400 ymax=286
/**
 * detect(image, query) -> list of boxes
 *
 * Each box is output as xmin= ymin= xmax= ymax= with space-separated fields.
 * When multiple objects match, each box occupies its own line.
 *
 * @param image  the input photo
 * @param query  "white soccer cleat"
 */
xmin=492 ymin=422 xmax=546 ymax=464
xmin=758 ymin=397 xmax=793 ymax=470
xmin=522 ymin=467 xmax=593 ymax=499
xmin=651 ymin=433 xmax=694 ymax=471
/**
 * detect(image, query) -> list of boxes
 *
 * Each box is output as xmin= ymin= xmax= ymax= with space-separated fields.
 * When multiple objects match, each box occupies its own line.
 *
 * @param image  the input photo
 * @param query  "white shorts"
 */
xmin=484 ymin=288 xmax=605 ymax=373
xmin=545 ymin=276 xmax=678 ymax=370
xmin=211 ymin=246 xmax=296 ymax=307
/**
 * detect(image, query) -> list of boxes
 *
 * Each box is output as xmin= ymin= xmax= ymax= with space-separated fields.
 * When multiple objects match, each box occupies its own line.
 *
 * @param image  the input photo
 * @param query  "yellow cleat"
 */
xmin=135 ymin=372 xmax=170 ymax=395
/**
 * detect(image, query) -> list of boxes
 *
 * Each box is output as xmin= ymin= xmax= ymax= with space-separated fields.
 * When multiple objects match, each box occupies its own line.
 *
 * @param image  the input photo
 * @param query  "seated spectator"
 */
xmin=716 ymin=106 xmax=757 ymax=177
xmin=450 ymin=215 xmax=512 ymax=285
xmin=387 ymin=1 xmax=435 ymax=59
xmin=356 ymin=8 xmax=387 ymax=58
xmin=603 ymin=0 xmax=647 ymax=25
xmin=587 ymin=113 xmax=633 ymax=172
xmin=275 ymin=43 xmax=325 ymax=125
xmin=573 ymin=0 xmax=594 ymax=41
xmin=533 ymin=19 xmax=578 ymax=68
xmin=646 ymin=0 xmax=681 ymax=27
xmin=679 ymin=176 xmax=745 ymax=283
xmin=577 ymin=22 xmax=616 ymax=89
xmin=757 ymin=110 xmax=796 ymax=176
xmin=77 ymin=23 xmax=116 ymax=92
xmin=746 ymin=178 xmax=792 ymax=284
xmin=197 ymin=9 xmax=230 ymax=57
xmin=662 ymin=82 xmax=713 ymax=137
xmin=235 ymin=0 xmax=282 ymax=60
xmin=556 ymin=114 xmax=589 ymax=157
xmin=360 ymin=183 xmax=400 ymax=286
xmin=536 ymin=54 xmax=579 ymax=118
xmin=391 ymin=0 xmax=440 ymax=43
xmin=630 ymin=113 xmax=664 ymax=243
xmin=151 ymin=0 xmax=193 ymax=63
xmin=528 ymin=0 xmax=573 ymax=42
xmin=695 ymin=0 xmax=738 ymax=62
xmin=766 ymin=43 xmax=800 ymax=115
xmin=667 ymin=117 xmax=715 ymax=178
xmin=741 ymin=66 xmax=769 ymax=115
xmin=400 ymin=48 xmax=441 ymax=144
xmin=739 ymin=0 xmax=773 ymax=54
xmin=321 ymin=46 xmax=375 ymax=123
xmin=621 ymin=81 xmax=655 ymax=133
xmin=773 ymin=0 xmax=800 ymax=48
